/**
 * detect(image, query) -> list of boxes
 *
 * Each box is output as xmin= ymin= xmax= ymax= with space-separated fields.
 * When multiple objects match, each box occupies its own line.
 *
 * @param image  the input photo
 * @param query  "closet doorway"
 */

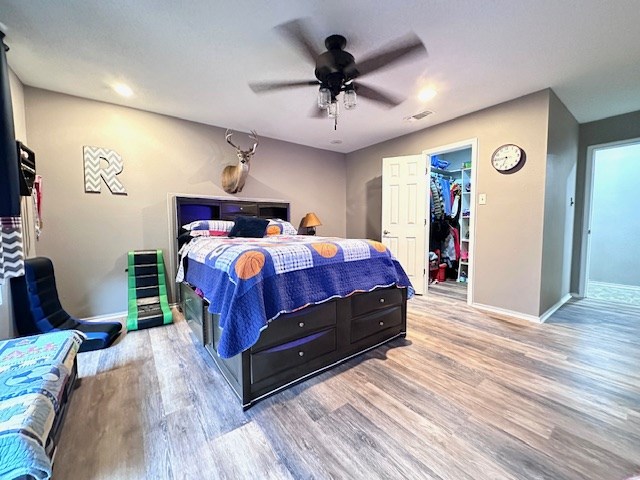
xmin=580 ymin=139 xmax=640 ymax=305
xmin=423 ymin=139 xmax=478 ymax=304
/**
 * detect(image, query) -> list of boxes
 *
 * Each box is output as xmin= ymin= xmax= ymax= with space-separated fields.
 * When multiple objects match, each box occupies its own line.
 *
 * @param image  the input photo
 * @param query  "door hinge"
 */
xmin=424 ymin=218 xmax=427 ymax=226
xmin=424 ymin=269 xmax=426 ymax=275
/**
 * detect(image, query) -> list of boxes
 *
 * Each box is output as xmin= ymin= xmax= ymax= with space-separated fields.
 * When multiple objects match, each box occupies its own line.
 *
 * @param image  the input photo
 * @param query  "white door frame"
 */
xmin=578 ymin=137 xmax=640 ymax=297
xmin=423 ymin=138 xmax=478 ymax=305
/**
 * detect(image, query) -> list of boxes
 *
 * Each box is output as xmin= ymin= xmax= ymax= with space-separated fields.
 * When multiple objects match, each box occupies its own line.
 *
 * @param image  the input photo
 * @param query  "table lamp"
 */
xmin=301 ymin=212 xmax=322 ymax=235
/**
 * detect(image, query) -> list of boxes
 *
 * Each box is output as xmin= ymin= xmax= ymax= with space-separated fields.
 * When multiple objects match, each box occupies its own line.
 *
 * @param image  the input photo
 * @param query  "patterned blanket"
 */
xmin=177 ymin=235 xmax=413 ymax=358
xmin=0 ymin=331 xmax=84 ymax=480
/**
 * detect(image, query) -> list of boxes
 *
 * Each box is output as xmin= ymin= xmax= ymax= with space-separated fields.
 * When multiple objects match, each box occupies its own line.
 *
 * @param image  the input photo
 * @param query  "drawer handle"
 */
xmin=298 ymin=322 xmax=305 ymax=328
xmin=379 ymin=298 xmax=385 ymax=303
xmin=379 ymin=321 xmax=384 ymax=326
xmin=298 ymin=351 xmax=304 ymax=357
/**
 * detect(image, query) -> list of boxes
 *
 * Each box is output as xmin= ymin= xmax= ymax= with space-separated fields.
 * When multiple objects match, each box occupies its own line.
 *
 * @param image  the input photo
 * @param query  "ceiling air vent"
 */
xmin=404 ymin=110 xmax=433 ymax=122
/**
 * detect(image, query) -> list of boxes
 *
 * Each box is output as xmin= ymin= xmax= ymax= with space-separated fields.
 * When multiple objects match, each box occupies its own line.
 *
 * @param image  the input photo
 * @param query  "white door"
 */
xmin=382 ymin=154 xmax=427 ymax=294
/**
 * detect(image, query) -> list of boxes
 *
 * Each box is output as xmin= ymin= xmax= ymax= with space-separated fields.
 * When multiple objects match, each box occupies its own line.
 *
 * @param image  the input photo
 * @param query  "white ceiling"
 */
xmin=2 ymin=0 xmax=640 ymax=153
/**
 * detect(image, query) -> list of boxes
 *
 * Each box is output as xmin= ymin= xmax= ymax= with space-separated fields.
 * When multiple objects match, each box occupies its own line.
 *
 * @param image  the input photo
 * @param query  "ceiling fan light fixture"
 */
xmin=343 ymin=89 xmax=357 ymax=110
xmin=318 ymin=87 xmax=331 ymax=108
xmin=327 ymin=100 xmax=339 ymax=118
xmin=418 ymin=87 xmax=437 ymax=102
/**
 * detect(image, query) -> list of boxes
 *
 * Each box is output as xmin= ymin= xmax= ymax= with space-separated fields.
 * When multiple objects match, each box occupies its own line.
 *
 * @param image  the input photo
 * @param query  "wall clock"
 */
xmin=491 ymin=144 xmax=525 ymax=173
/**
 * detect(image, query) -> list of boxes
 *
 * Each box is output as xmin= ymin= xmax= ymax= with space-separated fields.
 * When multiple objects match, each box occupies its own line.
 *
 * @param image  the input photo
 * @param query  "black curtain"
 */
xmin=0 ymin=32 xmax=20 ymax=217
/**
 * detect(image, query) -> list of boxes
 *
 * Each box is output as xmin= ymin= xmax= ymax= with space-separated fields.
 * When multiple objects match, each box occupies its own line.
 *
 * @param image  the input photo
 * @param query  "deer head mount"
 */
xmin=221 ymin=129 xmax=259 ymax=194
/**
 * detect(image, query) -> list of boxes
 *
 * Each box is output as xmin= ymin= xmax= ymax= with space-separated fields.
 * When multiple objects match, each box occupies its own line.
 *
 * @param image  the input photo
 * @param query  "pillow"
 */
xmin=182 ymin=219 xmax=234 ymax=232
xmin=266 ymin=219 xmax=298 ymax=236
xmin=189 ymin=230 xmax=229 ymax=237
xmin=229 ymin=217 xmax=269 ymax=238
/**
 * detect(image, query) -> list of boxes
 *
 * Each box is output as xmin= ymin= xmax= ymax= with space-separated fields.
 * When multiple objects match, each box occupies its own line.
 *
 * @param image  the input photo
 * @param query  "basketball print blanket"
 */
xmin=0 ymin=331 xmax=84 ymax=480
xmin=177 ymin=236 xmax=413 ymax=358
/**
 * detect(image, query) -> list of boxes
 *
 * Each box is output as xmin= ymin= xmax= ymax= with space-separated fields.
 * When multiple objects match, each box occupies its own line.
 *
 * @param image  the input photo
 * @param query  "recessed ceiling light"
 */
xmin=418 ymin=87 xmax=437 ymax=102
xmin=113 ymin=83 xmax=134 ymax=98
xmin=330 ymin=140 xmax=343 ymax=144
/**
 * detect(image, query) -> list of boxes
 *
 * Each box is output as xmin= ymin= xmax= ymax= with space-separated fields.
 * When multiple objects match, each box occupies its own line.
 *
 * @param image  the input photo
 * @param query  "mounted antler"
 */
xmin=222 ymin=129 xmax=259 ymax=194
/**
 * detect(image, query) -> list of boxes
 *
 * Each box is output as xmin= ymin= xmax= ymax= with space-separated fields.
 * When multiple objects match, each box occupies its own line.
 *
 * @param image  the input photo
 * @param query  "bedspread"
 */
xmin=177 ymin=235 xmax=413 ymax=358
xmin=0 ymin=331 xmax=84 ymax=480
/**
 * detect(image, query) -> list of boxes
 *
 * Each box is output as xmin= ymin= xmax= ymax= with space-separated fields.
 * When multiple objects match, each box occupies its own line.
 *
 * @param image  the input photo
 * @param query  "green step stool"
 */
xmin=126 ymin=250 xmax=173 ymax=331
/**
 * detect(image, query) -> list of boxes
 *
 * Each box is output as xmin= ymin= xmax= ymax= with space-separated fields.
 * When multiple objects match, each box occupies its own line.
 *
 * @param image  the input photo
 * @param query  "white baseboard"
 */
xmin=539 ymin=293 xmax=572 ymax=323
xmin=81 ymin=311 xmax=127 ymax=323
xmin=80 ymin=303 xmax=178 ymax=323
xmin=472 ymin=303 xmax=542 ymax=323
xmin=474 ymin=293 xmax=572 ymax=324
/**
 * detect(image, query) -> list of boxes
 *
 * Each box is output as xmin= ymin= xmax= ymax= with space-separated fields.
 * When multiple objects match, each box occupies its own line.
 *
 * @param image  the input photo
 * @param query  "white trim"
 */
xmin=422 ymin=138 xmax=478 ymax=305
xmin=587 ymin=280 xmax=640 ymax=293
xmin=80 ymin=303 xmax=178 ymax=323
xmin=81 ymin=310 xmax=126 ymax=323
xmin=539 ymin=293 xmax=572 ymax=323
xmin=474 ymin=293 xmax=572 ymax=324
xmin=579 ymin=137 xmax=640 ymax=297
xmin=472 ymin=302 xmax=543 ymax=323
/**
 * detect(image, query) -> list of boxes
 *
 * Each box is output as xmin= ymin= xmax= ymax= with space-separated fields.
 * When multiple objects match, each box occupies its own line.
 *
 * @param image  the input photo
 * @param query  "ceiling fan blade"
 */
xmin=275 ymin=18 xmax=321 ymax=65
xmin=355 ymin=82 xmax=403 ymax=108
xmin=356 ymin=33 xmax=427 ymax=77
xmin=249 ymin=80 xmax=319 ymax=93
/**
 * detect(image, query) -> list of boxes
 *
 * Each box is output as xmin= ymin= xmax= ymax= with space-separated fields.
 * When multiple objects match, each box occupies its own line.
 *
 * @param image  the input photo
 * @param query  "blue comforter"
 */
xmin=0 ymin=331 xmax=84 ymax=480
xmin=177 ymin=236 xmax=413 ymax=358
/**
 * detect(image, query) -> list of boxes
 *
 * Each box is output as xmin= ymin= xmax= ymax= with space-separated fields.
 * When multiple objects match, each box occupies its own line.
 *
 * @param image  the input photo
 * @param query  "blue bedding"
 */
xmin=0 ymin=331 xmax=84 ymax=480
xmin=177 ymin=235 xmax=413 ymax=358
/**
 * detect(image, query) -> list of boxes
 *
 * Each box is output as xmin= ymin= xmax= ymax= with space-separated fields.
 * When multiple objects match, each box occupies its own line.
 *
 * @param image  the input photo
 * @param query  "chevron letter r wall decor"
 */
xmin=83 ymin=145 xmax=127 ymax=195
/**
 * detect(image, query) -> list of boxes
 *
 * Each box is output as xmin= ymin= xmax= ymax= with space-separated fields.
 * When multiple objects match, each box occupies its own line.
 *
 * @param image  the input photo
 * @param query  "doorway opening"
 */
xmin=581 ymin=139 xmax=640 ymax=306
xmin=423 ymin=139 xmax=478 ymax=305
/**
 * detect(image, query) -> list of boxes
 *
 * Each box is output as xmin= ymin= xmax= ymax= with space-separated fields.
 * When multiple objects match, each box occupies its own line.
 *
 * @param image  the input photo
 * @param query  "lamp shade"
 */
xmin=301 ymin=212 xmax=322 ymax=228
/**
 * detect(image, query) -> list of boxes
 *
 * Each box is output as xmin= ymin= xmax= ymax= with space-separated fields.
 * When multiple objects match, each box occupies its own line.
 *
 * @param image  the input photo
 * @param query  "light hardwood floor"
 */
xmin=427 ymin=280 xmax=468 ymax=301
xmin=53 ymin=295 xmax=640 ymax=480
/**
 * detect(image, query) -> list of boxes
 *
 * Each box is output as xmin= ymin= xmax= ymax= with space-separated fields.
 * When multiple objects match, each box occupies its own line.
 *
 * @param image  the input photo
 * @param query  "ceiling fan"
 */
xmin=249 ymin=19 xmax=427 ymax=129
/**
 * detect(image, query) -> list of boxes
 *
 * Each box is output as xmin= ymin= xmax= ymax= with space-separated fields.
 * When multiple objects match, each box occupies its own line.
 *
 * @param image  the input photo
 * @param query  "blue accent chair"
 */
xmin=10 ymin=257 xmax=122 ymax=352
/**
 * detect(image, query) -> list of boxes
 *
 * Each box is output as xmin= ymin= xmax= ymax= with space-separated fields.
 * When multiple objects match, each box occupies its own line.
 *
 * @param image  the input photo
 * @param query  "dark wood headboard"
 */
xmin=169 ymin=195 xmax=290 ymax=302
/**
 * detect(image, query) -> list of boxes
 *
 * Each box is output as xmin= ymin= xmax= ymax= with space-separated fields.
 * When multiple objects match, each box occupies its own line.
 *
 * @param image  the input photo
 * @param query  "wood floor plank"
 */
xmin=208 ymin=422 xmax=293 ymax=480
xmin=51 ymin=295 xmax=640 ymax=479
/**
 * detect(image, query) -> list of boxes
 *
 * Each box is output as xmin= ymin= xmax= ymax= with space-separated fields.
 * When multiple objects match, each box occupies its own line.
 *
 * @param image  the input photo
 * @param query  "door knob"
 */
xmin=383 ymin=230 xmax=390 ymax=235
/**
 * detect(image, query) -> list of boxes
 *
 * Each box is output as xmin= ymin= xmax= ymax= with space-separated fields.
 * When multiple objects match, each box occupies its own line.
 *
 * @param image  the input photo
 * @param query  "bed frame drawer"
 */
xmin=181 ymin=283 xmax=205 ymax=344
xmin=351 ymin=287 xmax=403 ymax=318
xmin=350 ymin=306 xmax=403 ymax=344
xmin=251 ymin=328 xmax=337 ymax=384
xmin=251 ymin=301 xmax=337 ymax=353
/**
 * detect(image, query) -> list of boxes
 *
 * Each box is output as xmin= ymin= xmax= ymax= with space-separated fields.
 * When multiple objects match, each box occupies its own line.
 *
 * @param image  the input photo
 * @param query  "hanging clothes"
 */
xmin=430 ymin=178 xmax=444 ymax=219
xmin=450 ymin=226 xmax=460 ymax=260
xmin=439 ymin=177 xmax=452 ymax=216
xmin=450 ymin=182 xmax=461 ymax=220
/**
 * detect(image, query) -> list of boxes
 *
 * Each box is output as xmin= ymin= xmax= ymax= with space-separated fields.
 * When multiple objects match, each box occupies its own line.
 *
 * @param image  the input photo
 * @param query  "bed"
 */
xmin=171 ymin=195 xmax=413 ymax=409
xmin=0 ymin=330 xmax=82 ymax=480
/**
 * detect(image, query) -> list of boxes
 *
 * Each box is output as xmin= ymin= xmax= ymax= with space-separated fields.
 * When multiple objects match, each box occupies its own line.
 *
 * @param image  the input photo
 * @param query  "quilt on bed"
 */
xmin=0 ymin=331 xmax=84 ymax=480
xmin=177 ymin=235 xmax=413 ymax=358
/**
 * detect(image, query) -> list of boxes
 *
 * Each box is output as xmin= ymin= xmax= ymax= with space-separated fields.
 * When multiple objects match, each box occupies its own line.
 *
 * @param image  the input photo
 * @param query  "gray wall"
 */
xmin=24 ymin=88 xmax=346 ymax=318
xmin=571 ymin=110 xmax=640 ymax=292
xmin=589 ymin=143 xmax=640 ymax=286
xmin=346 ymin=90 xmax=551 ymax=317
xmin=0 ymin=68 xmax=28 ymax=340
xmin=539 ymin=91 xmax=578 ymax=314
